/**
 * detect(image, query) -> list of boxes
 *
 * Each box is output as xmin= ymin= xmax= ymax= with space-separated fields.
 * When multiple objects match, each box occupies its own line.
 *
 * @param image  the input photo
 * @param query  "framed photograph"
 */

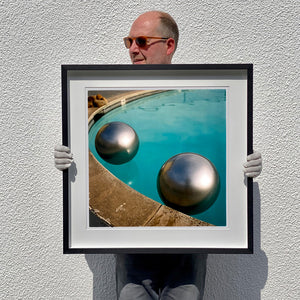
xmin=62 ymin=64 xmax=253 ymax=254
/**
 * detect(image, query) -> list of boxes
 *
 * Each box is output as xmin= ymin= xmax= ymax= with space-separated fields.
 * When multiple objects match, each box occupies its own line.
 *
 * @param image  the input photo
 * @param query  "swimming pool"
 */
xmin=89 ymin=89 xmax=226 ymax=226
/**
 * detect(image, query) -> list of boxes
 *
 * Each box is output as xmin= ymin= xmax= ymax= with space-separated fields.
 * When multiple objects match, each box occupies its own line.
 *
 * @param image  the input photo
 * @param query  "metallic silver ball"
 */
xmin=95 ymin=122 xmax=139 ymax=164
xmin=157 ymin=153 xmax=220 ymax=213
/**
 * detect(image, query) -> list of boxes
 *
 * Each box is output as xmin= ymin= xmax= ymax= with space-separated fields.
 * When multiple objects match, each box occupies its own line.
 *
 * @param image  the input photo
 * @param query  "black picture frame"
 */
xmin=62 ymin=64 xmax=253 ymax=254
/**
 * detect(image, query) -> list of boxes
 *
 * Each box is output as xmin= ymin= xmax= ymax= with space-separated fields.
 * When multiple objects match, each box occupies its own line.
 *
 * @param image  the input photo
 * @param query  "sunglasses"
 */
xmin=123 ymin=36 xmax=169 ymax=49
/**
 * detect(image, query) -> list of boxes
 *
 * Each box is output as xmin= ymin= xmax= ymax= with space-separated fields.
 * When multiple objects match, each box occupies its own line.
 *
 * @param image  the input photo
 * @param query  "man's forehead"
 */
xmin=129 ymin=15 xmax=161 ymax=36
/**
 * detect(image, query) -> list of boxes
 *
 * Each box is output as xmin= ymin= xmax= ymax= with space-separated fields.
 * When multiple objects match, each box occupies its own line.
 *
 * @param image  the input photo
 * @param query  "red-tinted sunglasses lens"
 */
xmin=135 ymin=37 xmax=147 ymax=47
xmin=124 ymin=37 xmax=147 ymax=48
xmin=124 ymin=37 xmax=132 ymax=48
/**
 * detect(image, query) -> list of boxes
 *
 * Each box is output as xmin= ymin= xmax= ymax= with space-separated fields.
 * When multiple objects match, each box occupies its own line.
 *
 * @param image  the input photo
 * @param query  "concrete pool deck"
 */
xmin=88 ymin=91 xmax=213 ymax=227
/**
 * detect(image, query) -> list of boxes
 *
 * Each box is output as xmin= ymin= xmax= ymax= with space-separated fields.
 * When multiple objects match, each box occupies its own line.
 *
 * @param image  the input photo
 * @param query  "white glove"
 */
xmin=243 ymin=151 xmax=262 ymax=178
xmin=54 ymin=145 xmax=73 ymax=171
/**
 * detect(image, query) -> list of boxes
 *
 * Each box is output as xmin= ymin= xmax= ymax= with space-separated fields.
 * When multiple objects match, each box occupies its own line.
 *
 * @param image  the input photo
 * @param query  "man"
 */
xmin=126 ymin=11 xmax=177 ymax=65
xmin=55 ymin=11 xmax=262 ymax=299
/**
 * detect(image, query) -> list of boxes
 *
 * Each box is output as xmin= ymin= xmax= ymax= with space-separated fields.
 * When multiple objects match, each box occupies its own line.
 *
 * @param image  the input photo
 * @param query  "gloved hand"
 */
xmin=54 ymin=145 xmax=73 ymax=171
xmin=243 ymin=151 xmax=262 ymax=178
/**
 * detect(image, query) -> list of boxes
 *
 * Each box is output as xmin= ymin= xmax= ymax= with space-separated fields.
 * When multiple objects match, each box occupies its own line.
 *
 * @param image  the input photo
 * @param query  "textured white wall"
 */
xmin=1 ymin=0 xmax=299 ymax=299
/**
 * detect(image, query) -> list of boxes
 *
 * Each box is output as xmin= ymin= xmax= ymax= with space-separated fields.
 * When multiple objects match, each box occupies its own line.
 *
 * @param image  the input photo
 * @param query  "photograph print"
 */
xmin=88 ymin=88 xmax=226 ymax=227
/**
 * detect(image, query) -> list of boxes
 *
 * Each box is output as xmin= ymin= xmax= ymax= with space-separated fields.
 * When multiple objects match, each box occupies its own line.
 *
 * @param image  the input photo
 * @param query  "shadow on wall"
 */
xmin=204 ymin=183 xmax=268 ymax=299
xmin=85 ymin=183 xmax=268 ymax=299
xmin=85 ymin=254 xmax=116 ymax=300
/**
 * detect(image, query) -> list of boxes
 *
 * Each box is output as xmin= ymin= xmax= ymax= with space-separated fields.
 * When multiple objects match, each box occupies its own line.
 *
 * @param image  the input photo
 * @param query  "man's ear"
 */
xmin=166 ymin=38 xmax=176 ymax=56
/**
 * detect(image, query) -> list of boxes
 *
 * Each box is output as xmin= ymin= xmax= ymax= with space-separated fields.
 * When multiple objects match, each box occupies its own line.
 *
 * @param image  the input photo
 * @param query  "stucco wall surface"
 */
xmin=1 ymin=1 xmax=299 ymax=299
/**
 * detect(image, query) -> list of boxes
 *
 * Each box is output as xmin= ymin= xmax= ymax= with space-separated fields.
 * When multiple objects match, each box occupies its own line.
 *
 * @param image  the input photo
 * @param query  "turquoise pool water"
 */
xmin=89 ymin=89 xmax=226 ymax=226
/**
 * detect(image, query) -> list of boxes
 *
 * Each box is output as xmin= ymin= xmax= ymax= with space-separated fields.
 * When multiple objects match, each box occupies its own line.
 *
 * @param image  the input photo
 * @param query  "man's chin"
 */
xmin=132 ymin=60 xmax=146 ymax=64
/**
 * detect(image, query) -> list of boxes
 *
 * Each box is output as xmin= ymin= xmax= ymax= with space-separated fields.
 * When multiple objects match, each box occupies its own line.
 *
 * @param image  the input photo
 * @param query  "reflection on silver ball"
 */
xmin=95 ymin=122 xmax=139 ymax=164
xmin=157 ymin=153 xmax=220 ymax=214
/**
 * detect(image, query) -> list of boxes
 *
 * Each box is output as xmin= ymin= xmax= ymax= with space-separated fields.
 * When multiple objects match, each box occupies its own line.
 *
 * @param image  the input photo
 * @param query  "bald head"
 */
xmin=127 ymin=11 xmax=179 ymax=64
xmin=133 ymin=11 xmax=179 ymax=49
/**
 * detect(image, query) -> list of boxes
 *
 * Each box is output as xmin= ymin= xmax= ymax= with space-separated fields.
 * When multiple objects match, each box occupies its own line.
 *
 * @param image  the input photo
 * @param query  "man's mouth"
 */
xmin=133 ymin=58 xmax=145 ymax=64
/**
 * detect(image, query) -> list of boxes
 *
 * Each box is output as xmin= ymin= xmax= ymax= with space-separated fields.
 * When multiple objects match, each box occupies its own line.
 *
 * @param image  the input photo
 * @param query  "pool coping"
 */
xmin=88 ymin=90 xmax=213 ymax=227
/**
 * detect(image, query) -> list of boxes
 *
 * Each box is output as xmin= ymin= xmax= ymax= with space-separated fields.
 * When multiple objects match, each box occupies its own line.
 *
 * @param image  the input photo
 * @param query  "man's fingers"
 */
xmin=54 ymin=151 xmax=73 ymax=159
xmin=244 ymin=171 xmax=261 ymax=178
xmin=54 ymin=158 xmax=73 ymax=165
xmin=54 ymin=145 xmax=73 ymax=171
xmin=54 ymin=145 xmax=73 ymax=160
xmin=55 ymin=163 xmax=72 ymax=171
xmin=246 ymin=151 xmax=261 ymax=161
xmin=54 ymin=144 xmax=71 ymax=153
xmin=54 ymin=157 xmax=73 ymax=170
xmin=243 ymin=165 xmax=261 ymax=173
xmin=243 ymin=151 xmax=262 ymax=178
xmin=243 ymin=158 xmax=262 ymax=168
